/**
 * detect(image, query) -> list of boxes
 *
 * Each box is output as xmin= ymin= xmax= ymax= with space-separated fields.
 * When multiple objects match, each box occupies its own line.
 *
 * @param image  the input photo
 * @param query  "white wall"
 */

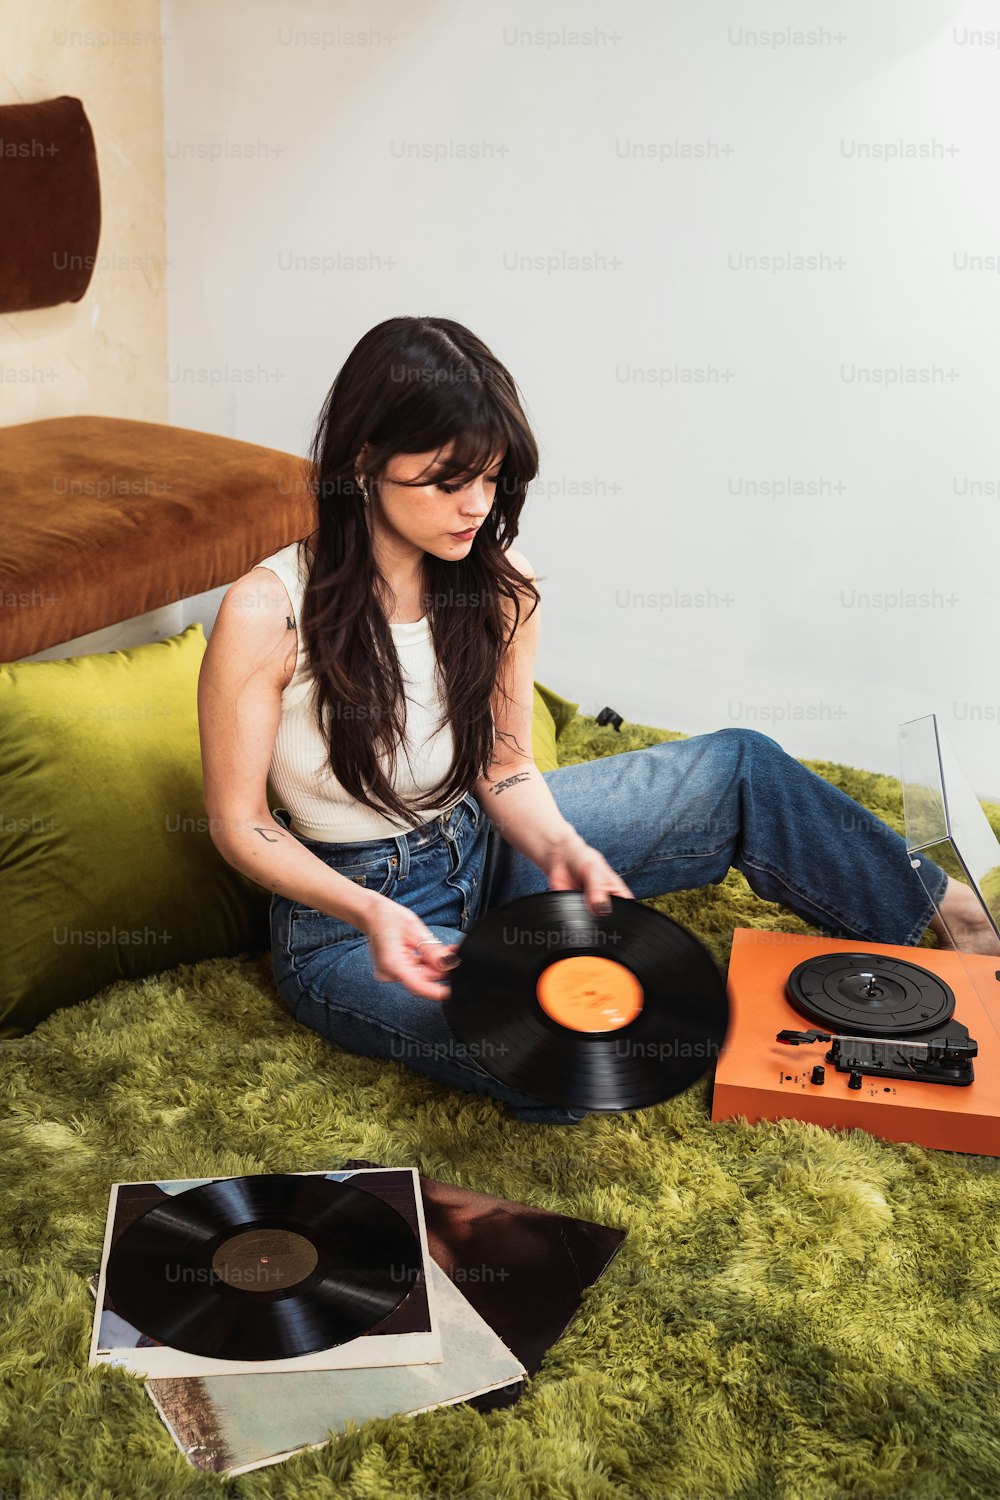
xmin=0 ymin=0 xmax=168 ymax=423
xmin=163 ymin=0 xmax=1000 ymax=798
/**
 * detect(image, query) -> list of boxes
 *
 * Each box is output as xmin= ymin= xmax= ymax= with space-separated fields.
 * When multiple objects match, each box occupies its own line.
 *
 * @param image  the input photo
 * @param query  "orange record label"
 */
xmin=535 ymin=955 xmax=644 ymax=1032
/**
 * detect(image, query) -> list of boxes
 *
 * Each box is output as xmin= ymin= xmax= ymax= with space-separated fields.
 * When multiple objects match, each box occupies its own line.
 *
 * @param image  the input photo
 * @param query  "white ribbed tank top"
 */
xmin=255 ymin=539 xmax=461 ymax=842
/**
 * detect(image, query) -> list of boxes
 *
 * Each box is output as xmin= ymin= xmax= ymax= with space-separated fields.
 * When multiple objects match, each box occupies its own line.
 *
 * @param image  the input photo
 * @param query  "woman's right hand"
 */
xmin=360 ymin=894 xmax=462 ymax=1001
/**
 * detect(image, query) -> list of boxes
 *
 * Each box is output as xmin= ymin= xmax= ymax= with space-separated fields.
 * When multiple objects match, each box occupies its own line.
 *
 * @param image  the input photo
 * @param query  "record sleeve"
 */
xmin=136 ymin=1257 xmax=523 ymax=1476
xmin=88 ymin=1167 xmax=441 ymax=1378
xmin=345 ymin=1160 xmax=628 ymax=1414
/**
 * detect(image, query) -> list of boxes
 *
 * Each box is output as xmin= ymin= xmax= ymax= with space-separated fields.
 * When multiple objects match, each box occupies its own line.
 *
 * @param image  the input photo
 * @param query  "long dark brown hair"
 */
xmin=296 ymin=316 xmax=541 ymax=831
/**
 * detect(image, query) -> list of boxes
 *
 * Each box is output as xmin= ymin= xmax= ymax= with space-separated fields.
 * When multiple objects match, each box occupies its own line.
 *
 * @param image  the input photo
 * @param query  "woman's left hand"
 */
xmin=544 ymin=836 xmax=635 ymax=917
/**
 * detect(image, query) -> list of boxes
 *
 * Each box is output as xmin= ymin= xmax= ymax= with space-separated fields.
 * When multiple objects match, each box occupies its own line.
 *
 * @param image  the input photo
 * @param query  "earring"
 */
xmin=356 ymin=476 xmax=369 ymax=505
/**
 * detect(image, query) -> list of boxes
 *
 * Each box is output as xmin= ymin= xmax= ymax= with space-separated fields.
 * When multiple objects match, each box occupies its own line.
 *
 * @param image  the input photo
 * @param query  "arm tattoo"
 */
xmin=253 ymin=825 xmax=285 ymax=842
xmin=286 ymin=616 xmax=295 ymax=630
xmin=489 ymin=772 xmax=531 ymax=797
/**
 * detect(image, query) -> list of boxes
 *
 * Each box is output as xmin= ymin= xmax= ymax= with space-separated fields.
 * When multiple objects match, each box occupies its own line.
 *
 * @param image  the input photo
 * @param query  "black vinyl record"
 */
xmin=786 ymin=951 xmax=956 ymax=1036
xmin=442 ymin=891 xmax=730 ymax=1112
xmin=105 ymin=1174 xmax=422 ymax=1362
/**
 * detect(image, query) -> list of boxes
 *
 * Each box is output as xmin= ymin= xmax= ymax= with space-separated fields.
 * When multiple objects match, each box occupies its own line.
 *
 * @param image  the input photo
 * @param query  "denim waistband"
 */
xmin=272 ymin=791 xmax=481 ymax=872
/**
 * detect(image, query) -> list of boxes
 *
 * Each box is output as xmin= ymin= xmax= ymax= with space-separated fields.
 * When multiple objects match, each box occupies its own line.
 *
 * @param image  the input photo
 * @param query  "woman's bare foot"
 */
xmin=927 ymin=876 xmax=1000 ymax=955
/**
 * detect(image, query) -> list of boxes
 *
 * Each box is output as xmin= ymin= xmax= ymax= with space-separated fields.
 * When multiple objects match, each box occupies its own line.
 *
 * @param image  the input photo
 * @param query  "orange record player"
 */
xmin=712 ymin=928 xmax=1000 ymax=1156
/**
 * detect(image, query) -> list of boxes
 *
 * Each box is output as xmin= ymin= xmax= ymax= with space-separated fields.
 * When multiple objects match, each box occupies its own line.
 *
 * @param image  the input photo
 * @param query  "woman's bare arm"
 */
xmin=196 ymin=565 xmax=379 ymax=928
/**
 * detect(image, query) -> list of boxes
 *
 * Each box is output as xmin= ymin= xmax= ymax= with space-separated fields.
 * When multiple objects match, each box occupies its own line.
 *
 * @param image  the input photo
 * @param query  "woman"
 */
xmin=197 ymin=315 xmax=993 ymax=1126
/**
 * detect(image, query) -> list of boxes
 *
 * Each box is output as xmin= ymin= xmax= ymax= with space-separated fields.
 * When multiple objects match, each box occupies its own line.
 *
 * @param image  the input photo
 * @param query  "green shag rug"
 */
xmin=4 ymin=717 xmax=1000 ymax=1500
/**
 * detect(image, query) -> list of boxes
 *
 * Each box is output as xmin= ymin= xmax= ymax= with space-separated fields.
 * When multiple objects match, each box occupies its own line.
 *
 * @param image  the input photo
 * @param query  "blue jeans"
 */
xmin=269 ymin=728 xmax=949 ymax=1125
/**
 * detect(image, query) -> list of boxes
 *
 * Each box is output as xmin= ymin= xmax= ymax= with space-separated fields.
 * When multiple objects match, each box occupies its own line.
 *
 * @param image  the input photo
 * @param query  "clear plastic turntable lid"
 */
xmin=899 ymin=713 xmax=1000 ymax=944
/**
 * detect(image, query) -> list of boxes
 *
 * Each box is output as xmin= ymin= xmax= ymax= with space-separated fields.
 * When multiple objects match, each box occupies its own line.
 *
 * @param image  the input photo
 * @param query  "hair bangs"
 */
xmin=384 ymin=363 xmax=536 ymax=492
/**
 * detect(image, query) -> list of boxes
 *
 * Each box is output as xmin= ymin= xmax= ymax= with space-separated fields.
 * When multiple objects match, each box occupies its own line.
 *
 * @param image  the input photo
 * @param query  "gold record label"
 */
xmin=210 ymin=1228 xmax=319 ymax=1292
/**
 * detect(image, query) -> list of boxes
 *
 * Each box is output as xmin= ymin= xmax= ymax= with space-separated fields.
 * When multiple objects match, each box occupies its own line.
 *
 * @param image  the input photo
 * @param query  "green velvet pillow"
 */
xmin=0 ymin=624 xmax=268 ymax=1038
xmin=530 ymin=684 xmax=559 ymax=773
xmin=0 ymin=622 xmax=579 ymax=1036
xmin=535 ymin=681 xmax=580 ymax=745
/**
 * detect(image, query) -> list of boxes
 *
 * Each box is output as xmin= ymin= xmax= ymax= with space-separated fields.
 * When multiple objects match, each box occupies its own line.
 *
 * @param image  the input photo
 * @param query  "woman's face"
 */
xmin=361 ymin=441 xmax=507 ymax=561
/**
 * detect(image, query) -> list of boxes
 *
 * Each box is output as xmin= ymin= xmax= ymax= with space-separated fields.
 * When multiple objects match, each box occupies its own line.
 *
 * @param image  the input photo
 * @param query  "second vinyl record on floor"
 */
xmin=105 ymin=1173 xmax=423 ymax=1362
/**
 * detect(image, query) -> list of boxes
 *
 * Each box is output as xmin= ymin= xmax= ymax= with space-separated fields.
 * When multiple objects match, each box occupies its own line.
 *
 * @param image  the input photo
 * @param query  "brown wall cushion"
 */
xmin=0 ymin=95 xmax=101 ymax=314
xmin=0 ymin=416 xmax=316 ymax=660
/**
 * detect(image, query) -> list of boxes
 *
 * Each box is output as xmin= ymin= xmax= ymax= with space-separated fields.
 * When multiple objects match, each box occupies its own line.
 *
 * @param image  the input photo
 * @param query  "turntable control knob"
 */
xmin=848 ymin=1070 xmax=863 ymax=1090
xmin=810 ymin=1065 xmax=825 ymax=1086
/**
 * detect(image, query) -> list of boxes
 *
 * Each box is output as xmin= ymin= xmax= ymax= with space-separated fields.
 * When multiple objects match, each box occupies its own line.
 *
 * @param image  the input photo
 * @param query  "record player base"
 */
xmin=712 ymin=928 xmax=1000 ymax=1156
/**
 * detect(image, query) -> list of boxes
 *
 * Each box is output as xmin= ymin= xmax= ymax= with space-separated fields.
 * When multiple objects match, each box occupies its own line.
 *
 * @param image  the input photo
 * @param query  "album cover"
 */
xmin=344 ymin=1161 xmax=628 ymax=1414
xmin=88 ymin=1168 xmax=441 ymax=1377
xmin=130 ymin=1259 xmax=524 ymax=1476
